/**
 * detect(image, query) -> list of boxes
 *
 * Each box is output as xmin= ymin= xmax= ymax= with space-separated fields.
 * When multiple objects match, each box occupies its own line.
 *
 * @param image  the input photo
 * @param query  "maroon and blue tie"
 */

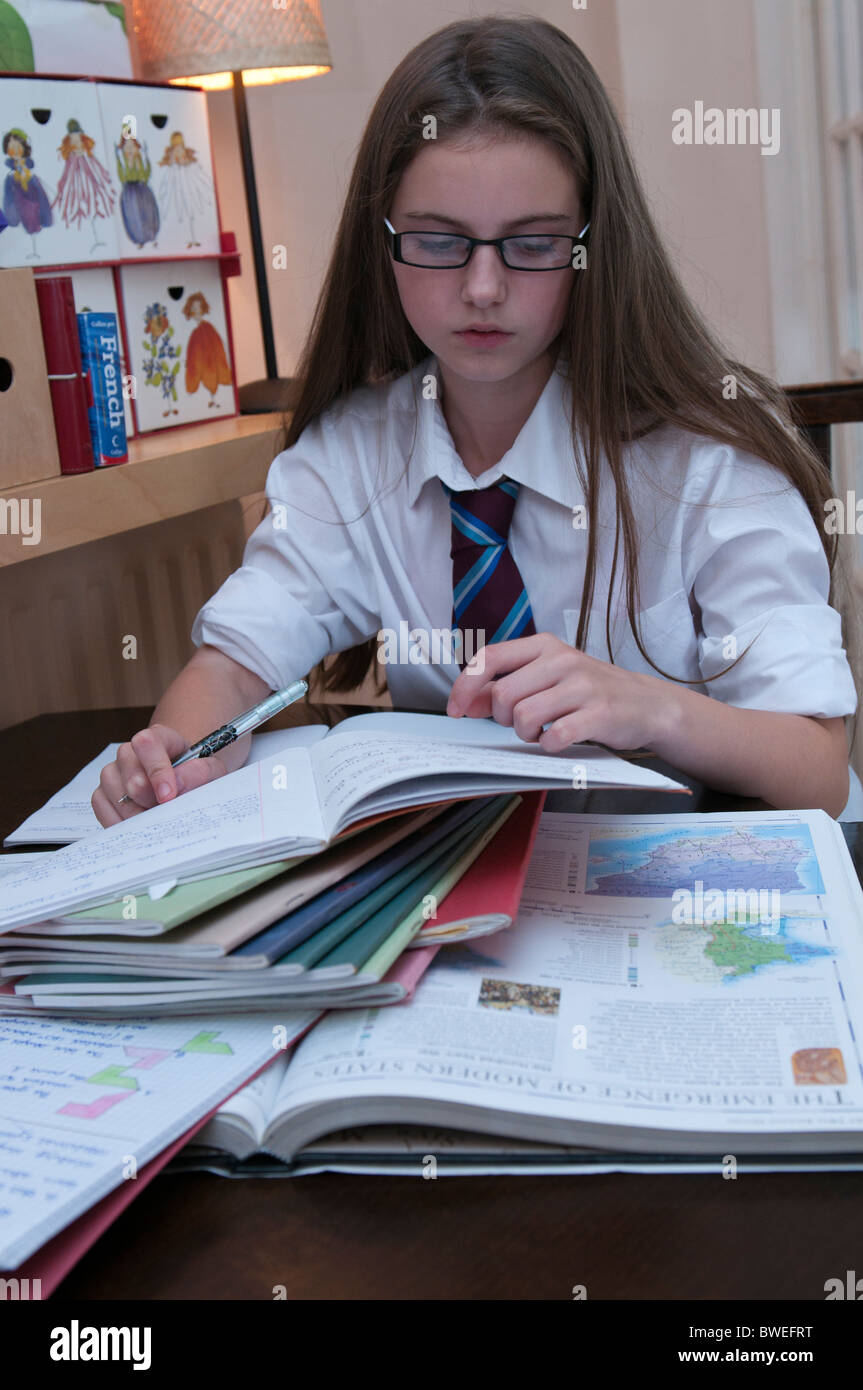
xmin=442 ymin=477 xmax=536 ymax=668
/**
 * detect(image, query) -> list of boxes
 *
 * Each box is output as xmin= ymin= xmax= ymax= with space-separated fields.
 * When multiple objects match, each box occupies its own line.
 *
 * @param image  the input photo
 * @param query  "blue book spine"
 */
xmin=76 ymin=312 xmax=128 ymax=466
xmin=234 ymin=796 xmax=501 ymax=965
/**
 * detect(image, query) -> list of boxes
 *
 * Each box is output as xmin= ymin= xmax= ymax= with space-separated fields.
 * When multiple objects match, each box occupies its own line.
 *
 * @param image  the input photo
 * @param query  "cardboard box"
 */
xmin=0 ymin=267 xmax=62 ymax=489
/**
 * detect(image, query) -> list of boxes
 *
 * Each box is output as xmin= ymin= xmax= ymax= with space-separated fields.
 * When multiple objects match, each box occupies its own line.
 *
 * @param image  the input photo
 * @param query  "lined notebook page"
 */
xmin=3 ymin=725 xmax=331 ymax=847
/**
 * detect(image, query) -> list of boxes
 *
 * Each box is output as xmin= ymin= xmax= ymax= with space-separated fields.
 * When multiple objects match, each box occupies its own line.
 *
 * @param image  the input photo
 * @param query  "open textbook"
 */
xmin=0 ymin=713 xmax=685 ymax=932
xmin=172 ymin=1130 xmax=863 ymax=1178
xmin=183 ymin=809 xmax=863 ymax=1160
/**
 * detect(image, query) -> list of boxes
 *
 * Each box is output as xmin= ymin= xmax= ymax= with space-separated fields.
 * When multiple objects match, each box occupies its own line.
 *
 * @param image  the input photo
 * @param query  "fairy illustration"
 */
xmin=158 ymin=131 xmax=212 ymax=248
xmin=52 ymin=118 xmax=116 ymax=252
xmin=142 ymin=303 xmax=180 ymax=417
xmin=115 ymin=127 xmax=159 ymax=249
xmin=183 ymin=291 xmax=232 ymax=407
xmin=2 ymin=127 xmax=52 ymax=258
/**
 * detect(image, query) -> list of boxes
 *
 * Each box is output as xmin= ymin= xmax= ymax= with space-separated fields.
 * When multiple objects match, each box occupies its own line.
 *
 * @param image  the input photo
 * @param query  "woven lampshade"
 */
xmin=130 ymin=0 xmax=332 ymax=89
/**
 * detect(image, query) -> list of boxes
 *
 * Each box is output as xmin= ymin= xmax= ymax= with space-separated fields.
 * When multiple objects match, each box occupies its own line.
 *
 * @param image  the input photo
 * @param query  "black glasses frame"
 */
xmin=383 ymin=217 xmax=591 ymax=270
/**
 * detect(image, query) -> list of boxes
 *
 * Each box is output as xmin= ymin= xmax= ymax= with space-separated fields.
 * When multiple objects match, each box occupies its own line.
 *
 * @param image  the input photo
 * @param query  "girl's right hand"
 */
xmin=91 ymin=724 xmax=231 ymax=828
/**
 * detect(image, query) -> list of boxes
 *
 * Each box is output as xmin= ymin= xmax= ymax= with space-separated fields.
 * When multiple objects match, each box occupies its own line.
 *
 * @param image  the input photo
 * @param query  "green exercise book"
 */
xmin=55 ymin=859 xmax=307 ymax=933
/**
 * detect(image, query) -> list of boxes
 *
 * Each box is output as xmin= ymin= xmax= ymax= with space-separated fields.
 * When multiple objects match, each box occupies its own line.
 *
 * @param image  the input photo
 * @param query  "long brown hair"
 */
xmin=266 ymin=13 xmax=856 ymax=725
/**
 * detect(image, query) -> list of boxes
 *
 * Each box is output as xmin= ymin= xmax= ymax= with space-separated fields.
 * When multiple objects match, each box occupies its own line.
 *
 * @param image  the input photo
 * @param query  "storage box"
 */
xmin=0 ymin=267 xmax=61 ymax=489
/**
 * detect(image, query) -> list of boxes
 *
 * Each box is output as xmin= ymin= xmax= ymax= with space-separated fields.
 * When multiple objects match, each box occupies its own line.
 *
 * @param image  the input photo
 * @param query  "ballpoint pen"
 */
xmin=116 ymin=678 xmax=309 ymax=805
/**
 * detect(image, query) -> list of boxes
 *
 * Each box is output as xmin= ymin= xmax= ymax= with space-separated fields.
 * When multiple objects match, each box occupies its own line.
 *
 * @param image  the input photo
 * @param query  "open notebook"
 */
xmin=4 ymin=712 xmax=682 ymax=846
xmin=0 ymin=1009 xmax=320 ymax=1271
xmin=4 ymin=723 xmax=348 ymax=847
xmin=0 ymin=712 xmax=685 ymax=933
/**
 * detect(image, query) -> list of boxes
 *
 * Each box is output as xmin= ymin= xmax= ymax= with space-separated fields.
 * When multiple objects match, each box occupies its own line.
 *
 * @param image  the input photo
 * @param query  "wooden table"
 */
xmin=2 ymin=707 xmax=862 ymax=1301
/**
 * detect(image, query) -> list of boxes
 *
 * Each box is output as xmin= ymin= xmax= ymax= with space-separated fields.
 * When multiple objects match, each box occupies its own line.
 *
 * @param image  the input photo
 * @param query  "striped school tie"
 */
xmin=442 ymin=477 xmax=536 ymax=668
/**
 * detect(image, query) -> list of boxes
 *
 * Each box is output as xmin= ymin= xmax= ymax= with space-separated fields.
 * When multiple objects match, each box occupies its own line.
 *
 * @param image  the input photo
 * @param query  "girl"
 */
xmin=92 ymin=15 xmax=860 ymax=828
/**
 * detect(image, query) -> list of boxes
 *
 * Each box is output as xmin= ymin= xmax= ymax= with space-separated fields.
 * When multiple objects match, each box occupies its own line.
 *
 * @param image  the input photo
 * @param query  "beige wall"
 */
xmin=615 ymin=0 xmax=774 ymax=372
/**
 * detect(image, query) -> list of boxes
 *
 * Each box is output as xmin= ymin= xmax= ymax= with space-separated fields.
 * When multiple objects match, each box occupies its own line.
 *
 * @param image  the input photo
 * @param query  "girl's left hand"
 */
xmin=446 ymin=632 xmax=676 ymax=752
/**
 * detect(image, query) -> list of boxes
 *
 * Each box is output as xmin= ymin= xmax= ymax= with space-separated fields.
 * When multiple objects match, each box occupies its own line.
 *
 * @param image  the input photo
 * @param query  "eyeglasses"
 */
xmin=384 ymin=217 xmax=590 ymax=270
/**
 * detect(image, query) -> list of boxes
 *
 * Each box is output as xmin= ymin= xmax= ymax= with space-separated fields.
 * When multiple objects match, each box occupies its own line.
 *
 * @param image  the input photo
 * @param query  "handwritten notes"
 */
xmin=0 ymin=1010 xmax=317 ymax=1268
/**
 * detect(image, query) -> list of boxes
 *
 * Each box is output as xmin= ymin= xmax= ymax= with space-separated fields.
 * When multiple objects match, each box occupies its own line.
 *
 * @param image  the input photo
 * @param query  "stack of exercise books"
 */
xmin=0 ymin=711 xmax=684 ymax=1016
xmin=0 ymin=793 xmax=543 ymax=1014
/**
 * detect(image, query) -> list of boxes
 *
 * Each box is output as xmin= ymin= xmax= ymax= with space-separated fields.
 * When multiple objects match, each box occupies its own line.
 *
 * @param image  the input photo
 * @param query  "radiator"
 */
xmin=0 ymin=497 xmax=262 ymax=730
xmin=0 ymin=491 xmax=388 ymax=731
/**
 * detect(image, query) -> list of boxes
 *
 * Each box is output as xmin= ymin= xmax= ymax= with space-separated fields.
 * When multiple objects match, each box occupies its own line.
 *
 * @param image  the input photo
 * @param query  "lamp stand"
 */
xmin=232 ymin=71 xmax=299 ymax=413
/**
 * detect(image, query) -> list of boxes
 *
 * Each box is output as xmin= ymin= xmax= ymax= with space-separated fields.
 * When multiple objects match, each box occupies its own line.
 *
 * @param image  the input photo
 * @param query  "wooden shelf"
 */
xmin=0 ymin=413 xmax=285 ymax=567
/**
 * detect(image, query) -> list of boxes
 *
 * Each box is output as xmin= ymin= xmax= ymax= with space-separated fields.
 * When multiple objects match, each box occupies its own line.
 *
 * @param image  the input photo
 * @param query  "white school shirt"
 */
xmin=191 ymin=352 xmax=857 ymax=723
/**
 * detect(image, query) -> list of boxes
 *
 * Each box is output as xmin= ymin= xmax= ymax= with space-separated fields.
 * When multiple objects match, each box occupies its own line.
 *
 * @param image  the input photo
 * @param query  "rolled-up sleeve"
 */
xmin=190 ymin=415 xmax=381 ymax=690
xmin=682 ymin=447 xmax=857 ymax=717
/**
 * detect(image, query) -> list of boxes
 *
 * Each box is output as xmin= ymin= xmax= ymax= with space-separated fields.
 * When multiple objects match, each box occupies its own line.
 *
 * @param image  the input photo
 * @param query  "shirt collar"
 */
xmin=405 ymin=352 xmax=585 ymax=510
